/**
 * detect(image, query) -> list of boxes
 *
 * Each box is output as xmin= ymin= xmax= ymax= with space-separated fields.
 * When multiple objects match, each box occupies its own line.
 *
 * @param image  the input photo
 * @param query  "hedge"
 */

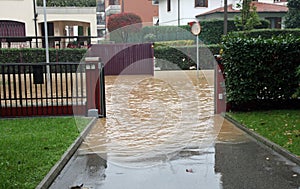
xmin=0 ymin=48 xmax=87 ymax=63
xmin=154 ymin=40 xmax=195 ymax=47
xmin=154 ymin=44 xmax=220 ymax=70
xmin=36 ymin=0 xmax=96 ymax=7
xmin=110 ymin=25 xmax=193 ymax=43
xmin=190 ymin=19 xmax=269 ymax=45
xmin=221 ymin=33 xmax=300 ymax=111
xmin=232 ymin=28 xmax=300 ymax=38
xmin=110 ymin=19 xmax=269 ymax=45
xmin=0 ymin=44 xmax=221 ymax=70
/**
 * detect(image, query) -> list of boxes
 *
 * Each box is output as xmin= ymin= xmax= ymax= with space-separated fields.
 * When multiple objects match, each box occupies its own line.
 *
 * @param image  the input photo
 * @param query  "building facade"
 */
xmin=95 ymin=0 xmax=159 ymax=40
xmin=157 ymin=0 xmax=288 ymax=26
xmin=0 ymin=0 xmax=97 ymax=48
xmin=122 ymin=0 xmax=159 ymax=25
xmin=158 ymin=0 xmax=228 ymax=25
xmin=196 ymin=1 xmax=288 ymax=29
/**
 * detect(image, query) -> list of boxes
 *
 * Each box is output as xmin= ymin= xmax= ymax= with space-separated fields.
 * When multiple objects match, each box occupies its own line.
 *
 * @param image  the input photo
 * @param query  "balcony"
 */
xmin=105 ymin=5 xmax=121 ymax=16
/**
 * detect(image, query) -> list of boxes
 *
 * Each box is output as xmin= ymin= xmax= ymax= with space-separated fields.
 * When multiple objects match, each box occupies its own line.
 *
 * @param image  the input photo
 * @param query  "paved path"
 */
xmin=50 ymin=71 xmax=300 ymax=189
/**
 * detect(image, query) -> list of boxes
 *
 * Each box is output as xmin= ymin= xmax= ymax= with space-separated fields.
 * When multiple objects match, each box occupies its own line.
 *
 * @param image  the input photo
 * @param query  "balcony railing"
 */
xmin=0 ymin=36 xmax=97 ymax=49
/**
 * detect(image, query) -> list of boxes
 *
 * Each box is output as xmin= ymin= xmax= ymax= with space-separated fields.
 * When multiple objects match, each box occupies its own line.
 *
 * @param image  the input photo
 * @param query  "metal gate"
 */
xmin=0 ymin=58 xmax=105 ymax=118
xmin=88 ymin=43 xmax=154 ymax=75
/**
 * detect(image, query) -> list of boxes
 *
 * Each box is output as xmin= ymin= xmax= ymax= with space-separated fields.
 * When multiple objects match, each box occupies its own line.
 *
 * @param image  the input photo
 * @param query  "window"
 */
xmin=109 ymin=0 xmax=119 ymax=5
xmin=97 ymin=29 xmax=106 ymax=37
xmin=195 ymin=0 xmax=208 ymax=7
xmin=96 ymin=0 xmax=105 ymax=12
xmin=265 ymin=17 xmax=282 ymax=29
xmin=167 ymin=0 xmax=171 ymax=11
xmin=152 ymin=0 xmax=159 ymax=5
xmin=96 ymin=12 xmax=105 ymax=25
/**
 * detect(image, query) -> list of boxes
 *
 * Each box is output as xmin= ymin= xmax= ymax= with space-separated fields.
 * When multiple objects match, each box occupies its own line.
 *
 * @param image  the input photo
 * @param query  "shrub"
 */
xmin=232 ymin=28 xmax=300 ymax=38
xmin=107 ymin=13 xmax=142 ymax=43
xmin=109 ymin=19 xmax=269 ymax=44
xmin=0 ymin=41 xmax=222 ymax=73
xmin=154 ymin=40 xmax=194 ymax=47
xmin=185 ymin=19 xmax=269 ymax=44
xmin=154 ymin=44 xmax=220 ymax=70
xmin=221 ymin=33 xmax=300 ymax=110
xmin=285 ymin=0 xmax=300 ymax=28
xmin=293 ymin=65 xmax=300 ymax=98
xmin=0 ymin=48 xmax=87 ymax=63
xmin=36 ymin=0 xmax=96 ymax=7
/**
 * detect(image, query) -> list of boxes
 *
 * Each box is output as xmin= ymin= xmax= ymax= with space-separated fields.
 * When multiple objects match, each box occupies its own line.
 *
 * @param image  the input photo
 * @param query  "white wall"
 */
xmin=159 ymin=0 xmax=235 ymax=26
xmin=158 ymin=0 xmax=280 ymax=26
xmin=36 ymin=7 xmax=97 ymax=37
xmin=0 ymin=0 xmax=97 ymax=38
xmin=258 ymin=0 xmax=274 ymax=3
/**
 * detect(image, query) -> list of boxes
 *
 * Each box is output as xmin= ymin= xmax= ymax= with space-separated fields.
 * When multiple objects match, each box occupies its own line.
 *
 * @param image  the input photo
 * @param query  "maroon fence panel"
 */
xmin=0 ymin=62 xmax=87 ymax=118
xmin=88 ymin=43 xmax=154 ymax=75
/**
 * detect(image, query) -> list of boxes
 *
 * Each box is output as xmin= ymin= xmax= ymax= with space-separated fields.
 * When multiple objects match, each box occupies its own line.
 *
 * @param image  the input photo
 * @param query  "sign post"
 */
xmin=43 ymin=0 xmax=50 ymax=93
xmin=191 ymin=22 xmax=201 ymax=78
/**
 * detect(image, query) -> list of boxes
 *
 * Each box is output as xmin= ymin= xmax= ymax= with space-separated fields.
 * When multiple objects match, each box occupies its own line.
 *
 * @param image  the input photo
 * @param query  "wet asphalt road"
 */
xmin=50 ymin=71 xmax=300 ymax=189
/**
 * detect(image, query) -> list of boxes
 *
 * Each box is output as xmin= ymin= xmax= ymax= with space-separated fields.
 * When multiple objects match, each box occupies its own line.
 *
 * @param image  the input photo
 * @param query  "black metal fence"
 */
xmin=0 ymin=36 xmax=96 ymax=49
xmin=0 ymin=62 xmax=88 ymax=117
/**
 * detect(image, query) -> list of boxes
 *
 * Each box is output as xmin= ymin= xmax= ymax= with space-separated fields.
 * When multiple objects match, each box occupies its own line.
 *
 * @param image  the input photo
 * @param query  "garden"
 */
xmin=1 ymin=4 xmax=300 ymax=186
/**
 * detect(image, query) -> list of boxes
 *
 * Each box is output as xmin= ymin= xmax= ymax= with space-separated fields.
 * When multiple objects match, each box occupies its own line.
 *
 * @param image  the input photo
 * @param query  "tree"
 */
xmin=234 ymin=0 xmax=261 ymax=31
xmin=107 ymin=13 xmax=142 ymax=42
xmin=285 ymin=0 xmax=300 ymax=28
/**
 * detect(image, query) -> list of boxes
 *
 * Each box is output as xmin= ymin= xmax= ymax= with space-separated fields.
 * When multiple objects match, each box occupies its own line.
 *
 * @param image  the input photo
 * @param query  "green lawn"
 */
xmin=227 ymin=110 xmax=300 ymax=156
xmin=0 ymin=117 xmax=92 ymax=189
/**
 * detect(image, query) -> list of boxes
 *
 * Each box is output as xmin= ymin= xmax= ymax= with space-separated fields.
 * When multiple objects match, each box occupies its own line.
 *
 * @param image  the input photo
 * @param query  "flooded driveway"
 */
xmin=50 ymin=71 xmax=300 ymax=189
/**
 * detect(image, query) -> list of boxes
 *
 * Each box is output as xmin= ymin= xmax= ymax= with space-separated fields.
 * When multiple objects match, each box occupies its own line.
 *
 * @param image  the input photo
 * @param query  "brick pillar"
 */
xmin=85 ymin=57 xmax=101 ymax=116
xmin=215 ymin=55 xmax=227 ymax=114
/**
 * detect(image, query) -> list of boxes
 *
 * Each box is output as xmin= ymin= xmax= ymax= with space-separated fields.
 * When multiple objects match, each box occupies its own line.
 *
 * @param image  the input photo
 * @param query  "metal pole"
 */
xmin=43 ymin=0 xmax=50 ymax=92
xmin=224 ymin=0 xmax=228 ymax=35
xmin=196 ymin=34 xmax=199 ymax=78
xmin=100 ymin=63 xmax=106 ymax=118
xmin=121 ymin=0 xmax=124 ymax=13
xmin=33 ymin=0 xmax=38 ymax=48
xmin=178 ymin=0 xmax=180 ymax=26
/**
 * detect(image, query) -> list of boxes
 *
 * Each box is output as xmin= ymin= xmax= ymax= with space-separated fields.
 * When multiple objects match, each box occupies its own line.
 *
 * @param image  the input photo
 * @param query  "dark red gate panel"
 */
xmin=88 ymin=43 xmax=154 ymax=75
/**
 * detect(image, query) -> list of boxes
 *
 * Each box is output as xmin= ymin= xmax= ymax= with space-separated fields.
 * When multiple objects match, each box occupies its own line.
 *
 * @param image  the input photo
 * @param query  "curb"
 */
xmin=225 ymin=115 xmax=300 ymax=166
xmin=36 ymin=117 xmax=98 ymax=189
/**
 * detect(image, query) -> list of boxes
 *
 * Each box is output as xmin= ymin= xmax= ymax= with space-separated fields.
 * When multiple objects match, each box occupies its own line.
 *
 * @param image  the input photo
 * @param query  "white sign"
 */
xmin=191 ymin=22 xmax=201 ymax=36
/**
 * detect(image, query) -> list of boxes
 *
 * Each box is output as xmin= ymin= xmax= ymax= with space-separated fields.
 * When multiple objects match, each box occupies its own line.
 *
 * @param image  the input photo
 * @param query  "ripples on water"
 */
xmin=81 ymin=70 xmax=223 ymax=167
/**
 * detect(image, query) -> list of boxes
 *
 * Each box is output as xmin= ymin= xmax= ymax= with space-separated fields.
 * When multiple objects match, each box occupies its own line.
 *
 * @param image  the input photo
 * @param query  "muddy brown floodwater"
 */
xmin=50 ymin=70 xmax=300 ymax=189
xmin=80 ymin=70 xmax=221 ymax=167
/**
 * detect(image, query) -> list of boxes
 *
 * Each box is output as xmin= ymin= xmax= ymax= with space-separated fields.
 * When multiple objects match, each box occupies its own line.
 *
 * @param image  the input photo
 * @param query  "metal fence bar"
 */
xmin=29 ymin=65 xmax=34 ymax=115
xmin=59 ymin=64 xmax=64 ymax=114
xmin=55 ymin=64 xmax=59 ymax=114
xmin=17 ymin=65 xmax=23 ymax=115
xmin=50 ymin=64 xmax=54 ymax=115
xmin=0 ymin=62 xmax=87 ymax=117
xmin=23 ymin=65 xmax=28 ymax=116
xmin=65 ymin=64 xmax=69 ymax=112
